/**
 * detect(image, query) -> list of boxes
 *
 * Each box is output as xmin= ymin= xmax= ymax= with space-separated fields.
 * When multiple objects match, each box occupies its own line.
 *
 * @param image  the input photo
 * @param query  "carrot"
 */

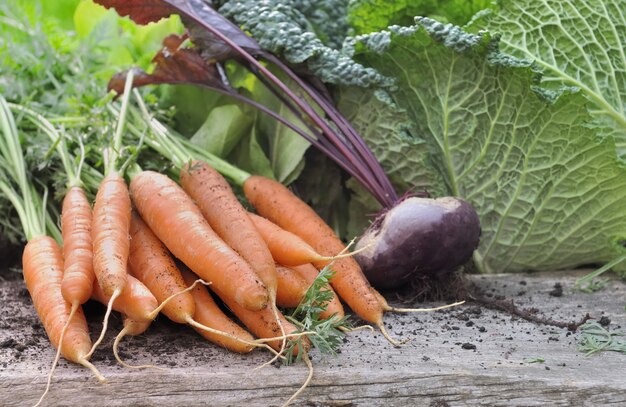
xmin=23 ymin=236 xmax=105 ymax=397
xmin=0 ymin=100 xmax=103 ymax=407
xmin=127 ymin=211 xmax=269 ymax=353
xmin=250 ymin=212 xmax=355 ymax=266
xmin=214 ymin=286 xmax=306 ymax=354
xmin=92 ymin=173 xmax=131 ymax=297
xmin=61 ymin=186 xmax=95 ymax=310
xmin=181 ymin=269 xmax=255 ymax=353
xmin=91 ymin=273 xmax=158 ymax=322
xmin=250 ymin=212 xmax=327 ymax=266
xmin=128 ymin=211 xmax=194 ymax=324
xmin=87 ymin=71 xmax=136 ymax=357
xmin=12 ymin=103 xmax=98 ymax=365
xmin=179 ymin=160 xmax=287 ymax=357
xmin=290 ymin=264 xmax=345 ymax=320
xmin=129 ymin=170 xmax=268 ymax=311
xmin=112 ymin=316 xmax=157 ymax=370
xmin=243 ymin=175 xmax=384 ymax=328
xmin=180 ymin=160 xmax=278 ymax=298
xmin=275 ymin=265 xmax=309 ymax=309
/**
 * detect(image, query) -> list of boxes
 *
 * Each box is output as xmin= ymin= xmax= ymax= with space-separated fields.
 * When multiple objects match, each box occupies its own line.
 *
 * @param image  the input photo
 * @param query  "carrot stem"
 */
xmin=106 ymin=70 xmax=134 ymax=176
xmin=130 ymin=95 xmax=251 ymax=185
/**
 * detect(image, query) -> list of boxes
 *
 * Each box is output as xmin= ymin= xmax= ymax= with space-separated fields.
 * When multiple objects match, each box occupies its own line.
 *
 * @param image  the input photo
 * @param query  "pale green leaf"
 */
xmin=348 ymin=0 xmax=490 ymax=35
xmin=470 ymin=0 xmax=626 ymax=161
xmin=227 ymin=124 xmax=275 ymax=179
xmin=257 ymin=96 xmax=311 ymax=184
xmin=338 ymin=87 xmax=446 ymax=196
xmin=190 ymin=104 xmax=252 ymax=157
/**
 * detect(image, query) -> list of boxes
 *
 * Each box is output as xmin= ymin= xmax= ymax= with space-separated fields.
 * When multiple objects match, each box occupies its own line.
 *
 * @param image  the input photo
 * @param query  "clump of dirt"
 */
xmin=549 ymin=283 xmax=563 ymax=297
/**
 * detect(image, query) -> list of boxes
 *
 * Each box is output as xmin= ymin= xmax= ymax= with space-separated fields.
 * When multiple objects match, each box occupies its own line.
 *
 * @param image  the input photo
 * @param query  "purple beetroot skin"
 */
xmin=355 ymin=197 xmax=481 ymax=290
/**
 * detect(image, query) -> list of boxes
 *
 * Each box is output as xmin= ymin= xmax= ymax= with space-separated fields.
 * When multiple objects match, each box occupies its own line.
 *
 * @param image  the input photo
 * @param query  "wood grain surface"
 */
xmin=1 ymin=270 xmax=624 ymax=406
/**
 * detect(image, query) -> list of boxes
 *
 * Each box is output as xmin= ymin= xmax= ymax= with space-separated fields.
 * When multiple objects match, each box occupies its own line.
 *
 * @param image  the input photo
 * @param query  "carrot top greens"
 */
xmin=286 ymin=265 xmax=349 ymax=364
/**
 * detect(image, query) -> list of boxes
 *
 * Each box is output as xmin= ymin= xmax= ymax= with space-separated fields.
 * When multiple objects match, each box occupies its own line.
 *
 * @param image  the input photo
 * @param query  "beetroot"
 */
xmin=355 ymin=197 xmax=480 ymax=290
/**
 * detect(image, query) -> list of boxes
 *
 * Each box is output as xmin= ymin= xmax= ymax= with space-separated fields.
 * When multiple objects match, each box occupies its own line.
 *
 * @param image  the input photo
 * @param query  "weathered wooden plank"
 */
xmin=1 ymin=270 xmax=625 ymax=406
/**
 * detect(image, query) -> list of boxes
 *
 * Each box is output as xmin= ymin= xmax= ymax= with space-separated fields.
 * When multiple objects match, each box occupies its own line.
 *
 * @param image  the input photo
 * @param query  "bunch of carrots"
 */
xmin=1 ymin=75 xmax=461 ymax=406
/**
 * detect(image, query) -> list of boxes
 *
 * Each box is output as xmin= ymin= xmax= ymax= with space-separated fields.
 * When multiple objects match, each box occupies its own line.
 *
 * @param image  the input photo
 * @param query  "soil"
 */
xmin=388 ymin=269 xmax=592 ymax=332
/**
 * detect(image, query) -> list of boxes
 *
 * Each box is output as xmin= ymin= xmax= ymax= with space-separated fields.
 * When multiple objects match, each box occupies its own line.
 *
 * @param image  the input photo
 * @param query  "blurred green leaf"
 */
xmin=190 ymin=104 xmax=252 ymax=157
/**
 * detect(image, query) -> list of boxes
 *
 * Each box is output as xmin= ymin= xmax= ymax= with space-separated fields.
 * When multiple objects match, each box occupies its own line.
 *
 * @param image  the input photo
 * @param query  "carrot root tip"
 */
xmin=78 ymin=358 xmax=107 ymax=383
xmin=113 ymin=328 xmax=165 ymax=371
xmin=257 ymin=302 xmax=287 ymax=369
xmin=387 ymin=300 xmax=465 ymax=313
xmin=378 ymin=323 xmax=410 ymax=347
xmin=185 ymin=317 xmax=280 ymax=357
xmin=338 ymin=324 xmax=375 ymax=334
xmin=281 ymin=351 xmax=313 ymax=407
xmin=85 ymin=288 xmax=121 ymax=360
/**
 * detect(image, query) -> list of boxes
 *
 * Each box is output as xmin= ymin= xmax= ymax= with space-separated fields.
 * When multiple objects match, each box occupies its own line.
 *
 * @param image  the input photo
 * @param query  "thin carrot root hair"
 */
xmin=252 ymin=331 xmax=316 ymax=344
xmin=145 ymin=279 xmax=211 ymax=320
xmin=113 ymin=326 xmax=164 ymax=371
xmin=34 ymin=303 xmax=84 ymax=407
xmin=317 ymin=241 xmax=372 ymax=262
xmin=184 ymin=317 xmax=283 ymax=357
xmin=338 ymin=324 xmax=375 ymax=334
xmin=281 ymin=351 xmax=314 ymax=407
xmin=256 ymin=297 xmax=287 ymax=369
xmin=377 ymin=323 xmax=410 ymax=347
xmin=383 ymin=300 xmax=465 ymax=313
xmin=85 ymin=288 xmax=121 ymax=359
xmin=376 ymin=301 xmax=465 ymax=346
xmin=76 ymin=358 xmax=106 ymax=383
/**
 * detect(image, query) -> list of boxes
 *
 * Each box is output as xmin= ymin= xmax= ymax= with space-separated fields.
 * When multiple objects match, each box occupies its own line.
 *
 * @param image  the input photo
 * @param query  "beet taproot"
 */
xmin=355 ymin=197 xmax=480 ymax=290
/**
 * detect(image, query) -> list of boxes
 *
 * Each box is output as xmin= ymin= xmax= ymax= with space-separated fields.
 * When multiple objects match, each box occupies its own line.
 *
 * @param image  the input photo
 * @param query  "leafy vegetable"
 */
xmin=342 ymin=19 xmax=626 ymax=273
xmin=348 ymin=0 xmax=490 ymax=34
xmin=218 ymin=0 xmax=390 ymax=88
xmin=190 ymin=104 xmax=252 ymax=157
xmin=470 ymin=0 xmax=626 ymax=162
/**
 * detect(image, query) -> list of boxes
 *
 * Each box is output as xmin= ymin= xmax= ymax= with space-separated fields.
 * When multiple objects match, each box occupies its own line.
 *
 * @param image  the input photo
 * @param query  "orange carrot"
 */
xmin=60 ymin=186 xmax=95 ymax=323
xmin=128 ymin=211 xmax=194 ymax=324
xmin=181 ymin=269 xmax=255 ymax=353
xmin=92 ymin=173 xmax=131 ymax=298
xmin=214 ymin=286 xmax=305 ymax=353
xmin=249 ymin=213 xmax=327 ymax=266
xmin=244 ymin=175 xmax=383 ymax=327
xmin=130 ymin=170 xmax=268 ymax=311
xmin=84 ymin=172 xmax=133 ymax=358
xmin=179 ymin=161 xmax=292 ymax=361
xmin=275 ymin=265 xmax=309 ymax=309
xmin=113 ymin=316 xmax=154 ymax=370
xmin=23 ymin=236 xmax=104 ymax=379
xmin=127 ymin=211 xmax=279 ymax=354
xmin=91 ymin=273 xmax=158 ymax=322
xmin=180 ymin=161 xmax=278 ymax=299
xmin=290 ymin=263 xmax=345 ymax=320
